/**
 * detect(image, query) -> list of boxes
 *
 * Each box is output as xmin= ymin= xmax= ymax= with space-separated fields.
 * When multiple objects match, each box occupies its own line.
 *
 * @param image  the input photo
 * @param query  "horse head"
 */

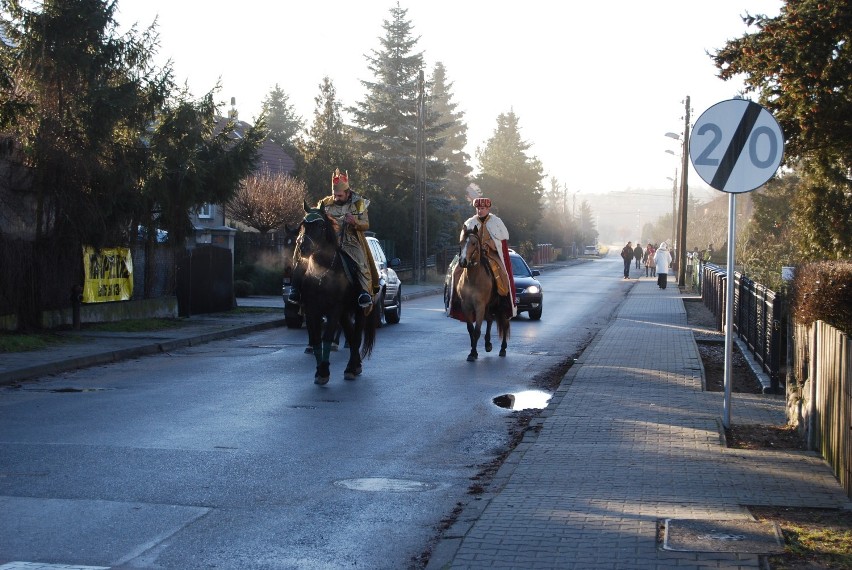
xmin=298 ymin=203 xmax=335 ymax=258
xmin=459 ymin=226 xmax=483 ymax=269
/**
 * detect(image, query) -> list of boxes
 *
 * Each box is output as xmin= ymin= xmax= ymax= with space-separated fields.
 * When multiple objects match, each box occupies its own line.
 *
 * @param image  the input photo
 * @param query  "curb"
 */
xmin=0 ymin=318 xmax=285 ymax=386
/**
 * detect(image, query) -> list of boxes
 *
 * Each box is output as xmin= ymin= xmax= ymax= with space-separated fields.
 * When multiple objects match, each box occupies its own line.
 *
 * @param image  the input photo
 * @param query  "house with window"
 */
xmin=188 ymin=114 xmax=296 ymax=254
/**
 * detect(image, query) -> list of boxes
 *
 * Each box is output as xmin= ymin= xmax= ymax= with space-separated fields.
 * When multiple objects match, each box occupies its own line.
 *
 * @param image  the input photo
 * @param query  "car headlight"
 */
xmin=524 ymin=285 xmax=540 ymax=294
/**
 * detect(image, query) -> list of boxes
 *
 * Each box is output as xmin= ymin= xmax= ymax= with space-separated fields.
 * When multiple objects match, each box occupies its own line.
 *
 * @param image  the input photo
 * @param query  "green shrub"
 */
xmin=791 ymin=261 xmax=852 ymax=333
xmin=234 ymin=280 xmax=254 ymax=298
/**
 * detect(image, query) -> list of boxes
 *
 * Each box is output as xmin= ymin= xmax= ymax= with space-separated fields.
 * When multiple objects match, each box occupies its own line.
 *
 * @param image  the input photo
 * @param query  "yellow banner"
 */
xmin=82 ymin=246 xmax=133 ymax=303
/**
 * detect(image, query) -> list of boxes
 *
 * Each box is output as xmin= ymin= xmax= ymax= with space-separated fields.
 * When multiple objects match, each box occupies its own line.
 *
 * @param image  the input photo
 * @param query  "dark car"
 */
xmin=443 ymin=249 xmax=543 ymax=320
xmin=283 ymin=234 xmax=401 ymax=328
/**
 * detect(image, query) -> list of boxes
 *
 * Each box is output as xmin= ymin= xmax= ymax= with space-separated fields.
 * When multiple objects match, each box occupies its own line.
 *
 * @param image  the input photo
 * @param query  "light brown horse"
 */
xmin=454 ymin=226 xmax=509 ymax=361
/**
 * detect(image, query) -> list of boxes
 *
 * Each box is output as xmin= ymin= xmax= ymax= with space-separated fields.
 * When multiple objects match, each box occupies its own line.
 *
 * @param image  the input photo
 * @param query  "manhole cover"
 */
xmin=334 ymin=478 xmax=438 ymax=492
xmin=663 ymin=518 xmax=783 ymax=553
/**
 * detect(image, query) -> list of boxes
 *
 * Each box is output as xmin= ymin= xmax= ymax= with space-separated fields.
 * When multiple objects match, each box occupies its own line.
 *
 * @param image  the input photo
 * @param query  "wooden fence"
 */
xmin=702 ymin=265 xmax=852 ymax=498
xmin=795 ymin=321 xmax=852 ymax=497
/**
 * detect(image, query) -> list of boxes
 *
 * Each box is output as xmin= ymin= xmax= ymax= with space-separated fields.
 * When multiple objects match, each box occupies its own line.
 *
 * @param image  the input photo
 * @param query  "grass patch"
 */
xmin=82 ymin=318 xmax=188 ymax=333
xmin=750 ymin=506 xmax=852 ymax=569
xmin=0 ymin=332 xmax=75 ymax=353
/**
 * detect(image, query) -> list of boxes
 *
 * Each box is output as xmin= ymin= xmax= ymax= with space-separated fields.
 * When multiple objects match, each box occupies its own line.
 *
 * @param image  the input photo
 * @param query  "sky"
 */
xmin=114 ymin=0 xmax=783 ymax=199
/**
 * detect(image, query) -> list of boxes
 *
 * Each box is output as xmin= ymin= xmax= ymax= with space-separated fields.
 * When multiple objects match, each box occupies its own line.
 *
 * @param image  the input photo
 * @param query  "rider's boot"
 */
xmin=358 ymin=290 xmax=372 ymax=308
xmin=287 ymin=286 xmax=301 ymax=304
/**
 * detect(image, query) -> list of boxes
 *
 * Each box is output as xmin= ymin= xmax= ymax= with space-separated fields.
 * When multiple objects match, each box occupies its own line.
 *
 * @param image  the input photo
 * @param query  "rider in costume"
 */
xmin=451 ymin=197 xmax=517 ymax=319
xmin=288 ymin=169 xmax=379 ymax=309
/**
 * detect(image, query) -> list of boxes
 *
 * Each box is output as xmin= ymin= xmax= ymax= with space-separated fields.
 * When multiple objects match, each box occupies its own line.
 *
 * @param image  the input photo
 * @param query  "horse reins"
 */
xmin=301 ymin=216 xmax=339 ymax=287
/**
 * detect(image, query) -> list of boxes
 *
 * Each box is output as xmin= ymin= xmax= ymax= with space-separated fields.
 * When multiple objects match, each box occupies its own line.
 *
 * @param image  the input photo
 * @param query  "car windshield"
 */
xmin=510 ymin=255 xmax=532 ymax=277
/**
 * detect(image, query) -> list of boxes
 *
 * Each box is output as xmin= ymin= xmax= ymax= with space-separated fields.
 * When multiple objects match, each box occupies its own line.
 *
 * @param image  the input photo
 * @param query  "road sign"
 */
xmin=689 ymin=99 xmax=784 ymax=193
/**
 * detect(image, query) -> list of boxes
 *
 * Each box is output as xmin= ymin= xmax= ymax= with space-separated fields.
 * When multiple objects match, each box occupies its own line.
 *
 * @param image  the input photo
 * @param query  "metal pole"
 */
xmin=722 ymin=193 xmax=736 ymax=429
xmin=677 ymin=96 xmax=691 ymax=287
xmin=671 ymin=167 xmax=677 ymax=248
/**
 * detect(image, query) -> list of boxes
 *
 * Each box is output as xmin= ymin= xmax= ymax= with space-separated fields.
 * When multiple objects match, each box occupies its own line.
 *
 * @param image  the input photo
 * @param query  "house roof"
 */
xmin=215 ymin=115 xmax=296 ymax=176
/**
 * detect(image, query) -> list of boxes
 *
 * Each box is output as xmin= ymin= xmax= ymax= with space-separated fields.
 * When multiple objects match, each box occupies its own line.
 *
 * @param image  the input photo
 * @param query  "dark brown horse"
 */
xmin=454 ymin=226 xmax=509 ymax=361
xmin=296 ymin=202 xmax=378 ymax=384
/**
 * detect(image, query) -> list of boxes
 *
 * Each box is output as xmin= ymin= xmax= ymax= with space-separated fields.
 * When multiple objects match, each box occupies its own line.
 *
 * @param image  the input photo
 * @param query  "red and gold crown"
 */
xmin=473 ymin=197 xmax=491 ymax=208
xmin=332 ymin=168 xmax=350 ymax=192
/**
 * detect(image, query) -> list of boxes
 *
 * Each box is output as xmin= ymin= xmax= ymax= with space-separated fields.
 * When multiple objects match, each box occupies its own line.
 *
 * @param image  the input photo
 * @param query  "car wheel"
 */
xmin=385 ymin=292 xmax=401 ymax=324
xmin=528 ymin=305 xmax=542 ymax=321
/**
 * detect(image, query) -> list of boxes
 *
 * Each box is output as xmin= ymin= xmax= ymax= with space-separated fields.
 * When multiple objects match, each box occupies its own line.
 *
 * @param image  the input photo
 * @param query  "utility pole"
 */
xmin=413 ymin=70 xmax=426 ymax=282
xmin=676 ymin=96 xmax=690 ymax=287
xmin=671 ymin=167 xmax=678 ymax=249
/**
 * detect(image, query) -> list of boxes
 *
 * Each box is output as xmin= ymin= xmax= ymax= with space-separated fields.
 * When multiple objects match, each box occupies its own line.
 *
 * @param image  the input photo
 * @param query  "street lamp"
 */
xmin=666 ymin=171 xmax=677 ymax=248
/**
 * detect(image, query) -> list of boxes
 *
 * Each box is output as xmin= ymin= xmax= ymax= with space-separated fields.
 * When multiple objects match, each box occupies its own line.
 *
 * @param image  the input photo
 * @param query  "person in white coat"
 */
xmin=654 ymin=241 xmax=673 ymax=289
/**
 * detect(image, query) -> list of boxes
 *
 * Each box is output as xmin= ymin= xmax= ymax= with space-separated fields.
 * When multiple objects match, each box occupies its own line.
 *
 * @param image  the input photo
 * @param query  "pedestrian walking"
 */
xmin=643 ymin=242 xmax=656 ymax=277
xmin=620 ymin=241 xmax=633 ymax=279
xmin=633 ymin=242 xmax=643 ymax=269
xmin=654 ymin=242 xmax=673 ymax=289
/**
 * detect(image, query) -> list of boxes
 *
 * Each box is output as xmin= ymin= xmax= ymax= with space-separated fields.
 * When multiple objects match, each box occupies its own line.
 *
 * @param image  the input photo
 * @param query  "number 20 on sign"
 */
xmin=689 ymin=99 xmax=784 ymax=194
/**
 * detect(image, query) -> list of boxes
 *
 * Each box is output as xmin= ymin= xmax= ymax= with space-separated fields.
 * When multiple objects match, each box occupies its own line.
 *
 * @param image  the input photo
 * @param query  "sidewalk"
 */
xmin=426 ymin=277 xmax=852 ymax=570
xmin=0 ymin=284 xmax=441 ymax=386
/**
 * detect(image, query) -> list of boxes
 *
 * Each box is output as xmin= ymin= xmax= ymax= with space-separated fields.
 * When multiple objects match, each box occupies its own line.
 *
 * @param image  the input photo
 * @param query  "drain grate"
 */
xmin=663 ymin=518 xmax=784 ymax=553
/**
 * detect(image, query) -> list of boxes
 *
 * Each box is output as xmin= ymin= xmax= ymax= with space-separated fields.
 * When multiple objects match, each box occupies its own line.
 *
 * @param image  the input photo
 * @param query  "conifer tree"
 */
xmin=261 ymin=84 xmax=304 ymax=171
xmin=299 ymin=76 xmax=359 ymax=203
xmin=428 ymin=61 xmax=471 ymax=250
xmin=475 ymin=110 xmax=544 ymax=256
xmin=0 ymin=0 xmax=171 ymax=328
xmin=350 ymin=3 xmax=443 ymax=258
xmin=713 ymin=0 xmax=852 ymax=259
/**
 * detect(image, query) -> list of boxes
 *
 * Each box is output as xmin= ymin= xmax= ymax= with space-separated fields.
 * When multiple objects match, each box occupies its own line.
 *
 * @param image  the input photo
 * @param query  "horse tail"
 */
xmin=360 ymin=302 xmax=380 ymax=359
xmin=497 ymin=308 xmax=511 ymax=341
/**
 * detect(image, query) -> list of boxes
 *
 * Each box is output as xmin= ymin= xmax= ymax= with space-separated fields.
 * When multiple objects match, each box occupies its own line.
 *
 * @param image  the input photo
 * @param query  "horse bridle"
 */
xmin=299 ymin=214 xmax=339 ymax=285
xmin=460 ymin=229 xmax=486 ymax=268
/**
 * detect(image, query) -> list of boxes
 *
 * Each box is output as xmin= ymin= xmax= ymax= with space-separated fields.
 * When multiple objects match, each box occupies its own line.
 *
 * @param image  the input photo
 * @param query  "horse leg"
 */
xmin=499 ymin=314 xmax=509 ymax=357
xmin=466 ymin=320 xmax=481 ymax=362
xmin=306 ymin=314 xmax=331 ymax=385
xmin=343 ymin=312 xmax=363 ymax=380
xmin=484 ymin=317 xmax=493 ymax=353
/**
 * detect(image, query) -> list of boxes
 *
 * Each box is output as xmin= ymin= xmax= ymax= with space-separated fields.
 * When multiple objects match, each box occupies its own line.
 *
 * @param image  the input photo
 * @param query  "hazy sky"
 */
xmin=115 ymin=0 xmax=783 ymax=197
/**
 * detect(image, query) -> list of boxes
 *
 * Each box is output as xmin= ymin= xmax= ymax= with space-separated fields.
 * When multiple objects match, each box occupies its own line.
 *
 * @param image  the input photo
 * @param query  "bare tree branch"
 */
xmin=225 ymin=171 xmax=306 ymax=234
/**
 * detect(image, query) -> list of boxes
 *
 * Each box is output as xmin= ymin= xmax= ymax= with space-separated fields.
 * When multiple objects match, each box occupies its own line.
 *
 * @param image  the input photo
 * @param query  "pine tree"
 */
xmin=713 ymin=0 xmax=852 ymax=259
xmin=350 ymin=3 xmax=442 ymax=258
xmin=0 ymin=0 xmax=172 ymax=329
xmin=261 ymin=84 xmax=305 ymax=171
xmin=476 ymin=110 xmax=544 ymax=256
xmin=299 ymin=76 xmax=360 ymax=203
xmin=143 ymin=88 xmax=265 ymax=248
xmin=428 ymin=61 xmax=471 ymax=250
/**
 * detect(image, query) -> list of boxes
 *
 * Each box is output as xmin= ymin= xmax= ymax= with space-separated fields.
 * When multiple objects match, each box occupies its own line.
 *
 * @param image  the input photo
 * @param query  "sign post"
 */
xmin=689 ymin=99 xmax=784 ymax=428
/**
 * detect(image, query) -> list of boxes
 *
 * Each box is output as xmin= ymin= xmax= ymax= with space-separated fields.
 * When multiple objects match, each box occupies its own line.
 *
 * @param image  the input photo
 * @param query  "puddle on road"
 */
xmin=493 ymin=390 xmax=551 ymax=410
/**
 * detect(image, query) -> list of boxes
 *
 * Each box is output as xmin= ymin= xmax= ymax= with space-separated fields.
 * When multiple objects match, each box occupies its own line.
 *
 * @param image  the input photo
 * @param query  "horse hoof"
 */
xmin=485 ymin=342 xmax=493 ymax=352
xmin=314 ymin=375 xmax=330 ymax=385
xmin=467 ymin=353 xmax=478 ymax=362
xmin=344 ymin=366 xmax=362 ymax=380
xmin=499 ymin=349 xmax=507 ymax=357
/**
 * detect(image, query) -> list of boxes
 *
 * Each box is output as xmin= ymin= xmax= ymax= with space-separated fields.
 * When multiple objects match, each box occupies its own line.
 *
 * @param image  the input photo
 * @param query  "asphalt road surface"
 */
xmin=0 ymin=255 xmax=627 ymax=569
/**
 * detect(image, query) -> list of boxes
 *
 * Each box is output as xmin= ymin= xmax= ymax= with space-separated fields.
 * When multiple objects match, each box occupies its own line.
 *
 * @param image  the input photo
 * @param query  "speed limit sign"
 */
xmin=689 ymin=99 xmax=784 ymax=193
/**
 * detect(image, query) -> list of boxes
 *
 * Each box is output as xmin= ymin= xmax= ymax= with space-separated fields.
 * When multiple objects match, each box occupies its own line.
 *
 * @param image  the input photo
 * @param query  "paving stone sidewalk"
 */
xmin=428 ymin=278 xmax=851 ymax=570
